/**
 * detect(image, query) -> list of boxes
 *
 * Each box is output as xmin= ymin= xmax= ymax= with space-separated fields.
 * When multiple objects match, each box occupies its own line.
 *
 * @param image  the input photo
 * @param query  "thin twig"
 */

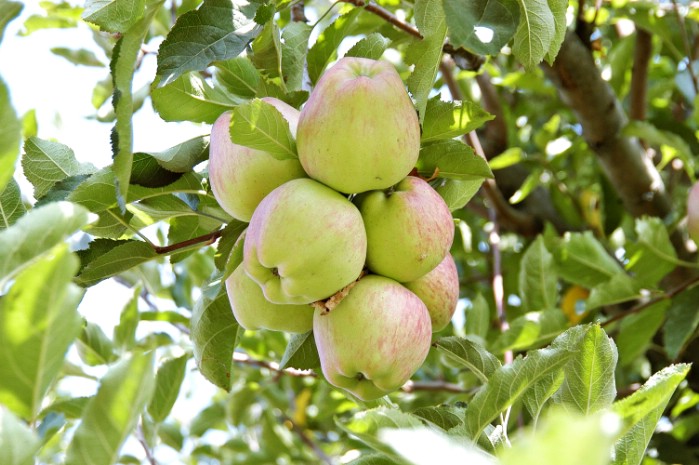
xmin=283 ymin=414 xmax=336 ymax=465
xmin=672 ymin=0 xmax=699 ymax=96
xmin=291 ymin=0 xmax=307 ymax=22
xmin=137 ymin=423 xmax=159 ymax=465
xmin=601 ymin=274 xmax=699 ymax=327
xmin=152 ymin=228 xmax=223 ymax=254
xmin=233 ymin=352 xmax=318 ymax=377
xmin=106 ymin=209 xmax=156 ymax=247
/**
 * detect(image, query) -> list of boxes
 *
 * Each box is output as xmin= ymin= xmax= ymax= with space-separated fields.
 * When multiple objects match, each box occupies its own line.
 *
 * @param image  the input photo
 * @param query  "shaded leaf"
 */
xmin=0 ymin=201 xmax=94 ymax=287
xmin=421 ymin=96 xmax=494 ymax=143
xmin=345 ymin=33 xmax=390 ymax=60
xmin=587 ymin=273 xmax=643 ymax=309
xmin=114 ymin=284 xmax=141 ymax=352
xmin=307 ymin=8 xmax=361 ymax=84
xmin=465 ymin=293 xmax=491 ymax=340
xmin=512 ymin=0 xmax=555 ymax=70
xmin=0 ymin=246 xmax=83 ymax=420
xmin=77 ymin=321 xmax=118 ymax=366
xmin=75 ymin=240 xmax=159 ymax=287
xmin=433 ymin=178 xmax=484 ymax=211
xmin=443 ymin=0 xmax=520 ymax=55
xmin=625 ymin=216 xmax=679 ymax=286
xmin=663 ymin=285 xmax=699 ymax=360
xmin=412 ymin=405 xmax=464 ymax=431
xmin=213 ymin=56 xmax=261 ymax=98
xmin=554 ymin=231 xmax=624 ymax=288
xmin=407 ymin=0 xmax=447 ymax=123
xmin=617 ymin=300 xmax=668 ymax=366
xmin=21 ymin=137 xmax=96 ymax=198
xmin=65 ymin=352 xmax=155 ymax=465
xmin=191 ymin=279 xmax=239 ymax=391
xmin=156 ymin=0 xmax=263 ymax=86
xmin=281 ymin=22 xmax=312 ymax=92
xmin=279 ymin=331 xmax=320 ymax=370
xmin=434 ymin=336 xmax=501 ymax=382
xmin=82 ymin=0 xmax=146 ymax=33
xmin=545 ymin=0 xmax=568 ymax=63
xmin=0 ymin=178 xmax=25 ymax=229
xmin=519 ymin=235 xmax=557 ymax=312
xmin=417 ymin=139 xmax=493 ymax=180
xmin=145 ymin=135 xmax=210 ymax=173
xmin=148 ymin=355 xmax=188 ymax=423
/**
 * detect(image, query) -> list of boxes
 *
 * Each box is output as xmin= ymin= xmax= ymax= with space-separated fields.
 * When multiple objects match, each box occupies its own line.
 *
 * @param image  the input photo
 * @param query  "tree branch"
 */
xmin=153 ymin=229 xmax=223 ymax=254
xmin=233 ymin=352 xmax=317 ymax=377
xmin=630 ymin=28 xmax=652 ymax=122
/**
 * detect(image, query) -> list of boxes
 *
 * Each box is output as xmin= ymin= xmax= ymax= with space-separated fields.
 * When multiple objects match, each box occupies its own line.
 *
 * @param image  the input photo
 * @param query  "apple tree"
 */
xmin=1 ymin=0 xmax=698 ymax=464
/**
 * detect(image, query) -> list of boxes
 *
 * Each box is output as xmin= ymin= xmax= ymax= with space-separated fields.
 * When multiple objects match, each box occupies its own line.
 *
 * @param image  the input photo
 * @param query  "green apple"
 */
xmin=403 ymin=254 xmax=459 ymax=332
xmin=209 ymin=97 xmax=306 ymax=222
xmin=244 ymin=178 xmax=367 ymax=305
xmin=297 ymin=57 xmax=420 ymax=194
xmin=225 ymin=265 xmax=314 ymax=333
xmin=355 ymin=176 xmax=455 ymax=282
xmin=689 ymin=181 xmax=699 ymax=244
xmin=313 ymin=275 xmax=432 ymax=401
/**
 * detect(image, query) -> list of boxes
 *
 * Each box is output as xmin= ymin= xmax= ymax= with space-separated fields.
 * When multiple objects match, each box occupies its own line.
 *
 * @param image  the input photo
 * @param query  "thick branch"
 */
xmin=543 ymin=32 xmax=673 ymax=220
xmin=630 ymin=28 xmax=652 ymax=121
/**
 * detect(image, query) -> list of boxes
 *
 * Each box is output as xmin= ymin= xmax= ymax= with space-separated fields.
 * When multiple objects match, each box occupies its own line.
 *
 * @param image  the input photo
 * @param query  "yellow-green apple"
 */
xmin=689 ymin=181 xmax=699 ymax=244
xmin=355 ymin=176 xmax=455 ymax=282
xmin=296 ymin=57 xmax=420 ymax=194
xmin=313 ymin=275 xmax=432 ymax=401
xmin=225 ymin=265 xmax=314 ymax=333
xmin=209 ymin=97 xmax=306 ymax=221
xmin=244 ymin=178 xmax=367 ymax=305
xmin=403 ymin=254 xmax=459 ymax=332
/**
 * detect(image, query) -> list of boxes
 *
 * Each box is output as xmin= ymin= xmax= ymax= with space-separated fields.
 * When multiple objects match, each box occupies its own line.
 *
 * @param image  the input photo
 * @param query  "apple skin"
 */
xmin=209 ymin=97 xmax=306 ymax=222
xmin=403 ymin=254 xmax=459 ymax=332
xmin=689 ymin=181 xmax=699 ymax=244
xmin=355 ymin=176 xmax=455 ymax=282
xmin=313 ymin=275 xmax=432 ymax=401
xmin=225 ymin=265 xmax=314 ymax=333
xmin=244 ymin=178 xmax=367 ymax=305
xmin=296 ymin=57 xmax=420 ymax=194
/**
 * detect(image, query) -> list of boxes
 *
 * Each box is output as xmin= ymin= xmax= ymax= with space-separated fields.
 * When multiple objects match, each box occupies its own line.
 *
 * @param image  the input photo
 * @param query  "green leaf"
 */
xmin=82 ymin=0 xmax=146 ymax=33
xmin=508 ymin=168 xmax=541 ymax=204
xmin=407 ymin=0 xmax=447 ymax=123
xmin=554 ymin=231 xmax=624 ymax=288
xmin=623 ymin=121 xmax=694 ymax=173
xmin=151 ymin=73 xmax=239 ymax=123
xmin=519 ymin=235 xmax=557 ymax=312
xmin=465 ymin=293 xmax=491 ymax=340
xmin=345 ymin=32 xmax=390 ymax=60
xmin=21 ymin=3 xmax=81 ymax=35
xmin=587 ymin=273 xmax=643 ymax=309
xmin=349 ymin=453 xmax=400 ymax=465
xmin=307 ymin=8 xmax=361 ymax=84
xmin=250 ymin=20 xmax=283 ymax=86
xmin=434 ymin=336 xmax=501 ymax=383
xmin=492 ymin=310 xmax=569 ymax=352
xmin=148 ymin=355 xmax=188 ymax=423
xmin=156 ymin=0 xmax=263 ymax=86
xmin=114 ymin=284 xmax=141 ymax=352
xmin=417 ymin=140 xmax=493 ymax=180
xmin=554 ymin=325 xmax=618 ymax=414
xmin=21 ymin=137 xmax=96 ymax=199
xmin=110 ymin=1 xmax=165 ymax=204
xmin=617 ymin=300 xmax=668 ymax=366
xmin=75 ymin=240 xmax=159 ymax=287
xmin=281 ymin=22 xmax=312 ymax=92
xmin=443 ymin=0 xmax=520 ymax=56
xmin=465 ymin=325 xmax=587 ymax=439
xmin=40 ymin=397 xmax=91 ymax=420
xmin=522 ymin=370 xmax=564 ymax=423
xmin=412 ymin=405 xmax=464 ymax=431
xmin=0 ymin=178 xmax=25 ymax=229
xmin=65 ymin=352 xmax=156 ymax=465
xmin=0 ymin=407 xmax=39 ymax=465
xmin=663 ymin=285 xmax=699 ymax=360
xmin=51 ymin=47 xmax=105 ymax=66
xmin=279 ymin=331 xmax=320 ymax=370
xmin=213 ymin=56 xmax=262 ymax=98
xmin=433 ymin=178 xmax=484 ymax=211
xmin=191 ymin=279 xmax=239 ymax=391
xmin=545 ymin=0 xmax=568 ymax=63
xmin=0 ymin=75 xmax=21 ymax=193
xmin=337 ymin=407 xmax=423 ymax=459
xmin=512 ymin=0 xmax=555 ymax=70
xmin=0 ymin=246 xmax=83 ymax=420
xmin=612 ymin=364 xmax=690 ymax=465
xmin=625 ymin=216 xmax=678 ymax=286
xmin=215 ymin=221 xmax=246 ymax=275
xmin=77 ymin=321 xmax=118 ymax=366
xmin=421 ymin=96 xmax=494 ymax=143
xmin=0 ymin=201 xmax=94 ymax=287
xmin=499 ymin=409 xmax=618 ymax=465
xmin=230 ymin=98 xmax=297 ymax=159
xmin=0 ymin=1 xmax=22 ymax=44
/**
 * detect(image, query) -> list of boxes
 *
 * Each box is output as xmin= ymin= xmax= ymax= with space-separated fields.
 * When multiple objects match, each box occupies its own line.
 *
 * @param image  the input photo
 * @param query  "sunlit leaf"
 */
xmin=443 ymin=0 xmax=519 ymax=55
xmin=82 ymin=0 xmax=146 ymax=33
xmin=0 ymin=407 xmax=39 ymax=465
xmin=0 ymin=178 xmax=25 ymax=229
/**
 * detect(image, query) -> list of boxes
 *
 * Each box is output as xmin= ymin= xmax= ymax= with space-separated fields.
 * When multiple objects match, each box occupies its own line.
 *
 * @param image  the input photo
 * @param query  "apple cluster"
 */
xmin=209 ymin=57 xmax=459 ymax=401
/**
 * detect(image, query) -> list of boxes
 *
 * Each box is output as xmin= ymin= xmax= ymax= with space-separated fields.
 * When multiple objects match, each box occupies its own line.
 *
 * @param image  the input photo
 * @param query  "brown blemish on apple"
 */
xmin=311 ymin=270 xmax=367 ymax=315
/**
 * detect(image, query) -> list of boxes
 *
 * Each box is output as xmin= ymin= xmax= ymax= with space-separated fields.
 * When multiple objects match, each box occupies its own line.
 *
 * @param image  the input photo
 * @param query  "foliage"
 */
xmin=1 ymin=0 xmax=698 ymax=464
